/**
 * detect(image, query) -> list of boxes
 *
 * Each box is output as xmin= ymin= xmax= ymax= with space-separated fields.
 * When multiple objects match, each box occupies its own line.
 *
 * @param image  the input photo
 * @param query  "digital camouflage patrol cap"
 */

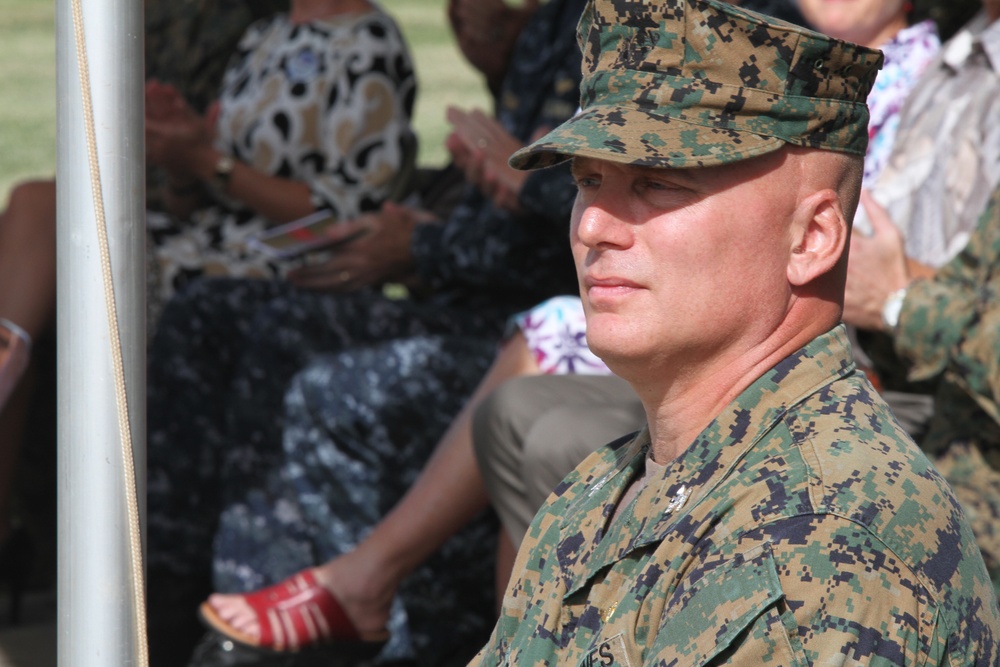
xmin=510 ymin=0 xmax=884 ymax=170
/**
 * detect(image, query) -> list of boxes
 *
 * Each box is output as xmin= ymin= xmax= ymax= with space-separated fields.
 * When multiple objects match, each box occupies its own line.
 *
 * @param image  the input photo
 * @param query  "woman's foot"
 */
xmin=202 ymin=550 xmax=395 ymax=650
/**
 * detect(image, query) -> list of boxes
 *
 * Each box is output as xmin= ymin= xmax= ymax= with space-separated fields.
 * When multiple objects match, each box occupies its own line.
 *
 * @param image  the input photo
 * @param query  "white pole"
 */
xmin=55 ymin=0 xmax=146 ymax=663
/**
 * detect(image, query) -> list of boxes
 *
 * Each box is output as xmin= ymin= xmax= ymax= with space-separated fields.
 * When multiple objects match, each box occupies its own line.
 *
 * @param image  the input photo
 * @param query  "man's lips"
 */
xmin=583 ymin=274 xmax=642 ymax=290
xmin=582 ymin=275 xmax=644 ymax=304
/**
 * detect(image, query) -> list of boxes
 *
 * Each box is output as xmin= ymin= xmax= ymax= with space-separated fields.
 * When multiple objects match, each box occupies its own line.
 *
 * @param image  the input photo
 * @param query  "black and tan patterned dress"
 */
xmin=147 ymin=6 xmax=416 ymax=312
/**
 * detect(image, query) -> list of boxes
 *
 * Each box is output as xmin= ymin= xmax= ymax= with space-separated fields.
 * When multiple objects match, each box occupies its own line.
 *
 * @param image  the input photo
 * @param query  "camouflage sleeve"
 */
xmin=894 ymin=188 xmax=1000 ymax=384
xmin=467 ymin=447 xmax=610 ymax=667
xmin=648 ymin=514 xmax=973 ymax=666
xmin=465 ymin=502 xmax=554 ymax=667
xmin=408 ymin=185 xmax=577 ymax=298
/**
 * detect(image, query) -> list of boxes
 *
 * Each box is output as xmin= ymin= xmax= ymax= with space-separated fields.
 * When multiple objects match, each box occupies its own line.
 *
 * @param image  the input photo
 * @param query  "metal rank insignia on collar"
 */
xmin=665 ymin=485 xmax=690 ymax=515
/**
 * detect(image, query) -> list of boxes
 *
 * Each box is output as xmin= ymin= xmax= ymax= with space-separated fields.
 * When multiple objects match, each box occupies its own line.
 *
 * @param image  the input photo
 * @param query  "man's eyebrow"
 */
xmin=572 ymin=156 xmax=702 ymax=185
xmin=636 ymin=165 xmax=697 ymax=184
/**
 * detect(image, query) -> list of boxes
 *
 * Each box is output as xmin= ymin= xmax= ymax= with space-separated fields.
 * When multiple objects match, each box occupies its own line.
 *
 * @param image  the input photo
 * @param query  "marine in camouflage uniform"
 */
xmin=470 ymin=0 xmax=1000 ymax=664
xmin=481 ymin=328 xmax=998 ymax=665
xmin=143 ymin=0 xmax=288 ymax=310
xmin=891 ymin=187 xmax=1000 ymax=593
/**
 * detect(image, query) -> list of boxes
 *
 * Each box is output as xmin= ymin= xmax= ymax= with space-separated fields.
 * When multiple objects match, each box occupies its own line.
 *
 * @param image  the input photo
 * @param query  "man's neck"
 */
xmin=638 ymin=321 xmax=829 ymax=465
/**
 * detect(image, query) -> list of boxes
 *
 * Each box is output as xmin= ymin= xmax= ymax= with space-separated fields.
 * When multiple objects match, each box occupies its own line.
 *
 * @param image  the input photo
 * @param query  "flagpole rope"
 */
xmin=69 ymin=0 xmax=149 ymax=663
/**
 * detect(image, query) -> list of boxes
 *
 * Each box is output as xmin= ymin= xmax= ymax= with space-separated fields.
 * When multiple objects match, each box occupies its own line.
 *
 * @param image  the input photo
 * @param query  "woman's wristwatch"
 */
xmin=212 ymin=155 xmax=235 ymax=193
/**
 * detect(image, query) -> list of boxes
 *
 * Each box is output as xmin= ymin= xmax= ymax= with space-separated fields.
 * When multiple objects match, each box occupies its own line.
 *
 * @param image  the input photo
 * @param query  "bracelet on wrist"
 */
xmin=881 ymin=286 xmax=909 ymax=331
xmin=212 ymin=155 xmax=236 ymax=193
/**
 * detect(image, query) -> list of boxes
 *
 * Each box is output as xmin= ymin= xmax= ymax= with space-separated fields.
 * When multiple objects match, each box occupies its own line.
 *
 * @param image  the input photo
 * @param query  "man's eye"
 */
xmin=641 ymin=179 xmax=672 ymax=191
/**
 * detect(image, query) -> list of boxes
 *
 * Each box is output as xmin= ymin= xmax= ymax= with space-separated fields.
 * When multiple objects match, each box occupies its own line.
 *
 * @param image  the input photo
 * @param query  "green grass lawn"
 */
xmin=394 ymin=3 xmax=494 ymax=169
xmin=0 ymin=0 xmax=490 ymax=203
xmin=0 ymin=0 xmax=57 ymax=202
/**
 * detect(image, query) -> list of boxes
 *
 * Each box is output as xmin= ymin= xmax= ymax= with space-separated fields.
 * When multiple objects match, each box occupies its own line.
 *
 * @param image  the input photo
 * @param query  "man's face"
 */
xmin=570 ymin=154 xmax=800 ymax=381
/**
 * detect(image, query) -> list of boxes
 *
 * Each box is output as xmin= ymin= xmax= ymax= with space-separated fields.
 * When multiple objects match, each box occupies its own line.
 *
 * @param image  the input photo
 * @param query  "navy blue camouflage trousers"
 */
xmin=146 ymin=278 xmax=507 ymax=662
xmin=212 ymin=337 xmax=498 ymax=663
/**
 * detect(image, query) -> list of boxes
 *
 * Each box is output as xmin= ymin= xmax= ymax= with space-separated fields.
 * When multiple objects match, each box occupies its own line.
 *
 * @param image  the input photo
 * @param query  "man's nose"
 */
xmin=573 ymin=197 xmax=632 ymax=250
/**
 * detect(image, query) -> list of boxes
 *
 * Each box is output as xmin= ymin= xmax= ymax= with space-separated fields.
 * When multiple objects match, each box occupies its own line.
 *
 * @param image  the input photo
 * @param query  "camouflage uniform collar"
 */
xmin=557 ymin=325 xmax=857 ymax=597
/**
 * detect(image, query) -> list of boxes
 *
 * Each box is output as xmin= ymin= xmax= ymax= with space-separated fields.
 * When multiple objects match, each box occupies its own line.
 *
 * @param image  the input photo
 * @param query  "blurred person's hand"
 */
xmin=145 ymin=80 xmax=187 ymax=122
xmin=145 ymin=82 xmax=214 ymax=176
xmin=445 ymin=106 xmax=531 ymax=213
xmin=843 ymin=190 xmax=911 ymax=332
xmin=287 ymin=202 xmax=434 ymax=292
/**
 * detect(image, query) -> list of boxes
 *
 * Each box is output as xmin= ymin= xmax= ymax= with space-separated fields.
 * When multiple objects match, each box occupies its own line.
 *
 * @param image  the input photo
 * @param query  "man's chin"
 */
xmin=585 ymin=331 xmax=644 ymax=373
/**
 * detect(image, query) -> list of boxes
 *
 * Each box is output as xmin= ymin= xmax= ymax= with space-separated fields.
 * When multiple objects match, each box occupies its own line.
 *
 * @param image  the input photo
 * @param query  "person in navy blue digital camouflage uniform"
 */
xmin=145 ymin=0 xmax=586 ymax=664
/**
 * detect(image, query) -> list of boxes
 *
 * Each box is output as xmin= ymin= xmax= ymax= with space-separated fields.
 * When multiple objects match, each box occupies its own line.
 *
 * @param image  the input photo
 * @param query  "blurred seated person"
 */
xmin=144 ymin=0 xmax=417 ymax=317
xmin=0 ymin=0 xmax=289 ymax=625
xmin=797 ymin=0 xmax=940 ymax=186
xmin=833 ymin=0 xmax=1000 ymax=442
xmin=145 ymin=0 xmax=586 ymax=663
xmin=856 ymin=0 xmax=1000 ymax=272
xmin=86 ymin=0 xmax=415 ymax=662
xmin=448 ymin=0 xmax=540 ymax=100
xmin=845 ymin=185 xmax=1000 ymax=592
xmin=199 ymin=298 xmax=621 ymax=664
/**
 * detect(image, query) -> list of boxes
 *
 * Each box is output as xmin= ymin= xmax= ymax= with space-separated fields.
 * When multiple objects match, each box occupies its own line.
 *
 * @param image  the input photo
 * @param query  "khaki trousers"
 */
xmin=473 ymin=373 xmax=644 ymax=545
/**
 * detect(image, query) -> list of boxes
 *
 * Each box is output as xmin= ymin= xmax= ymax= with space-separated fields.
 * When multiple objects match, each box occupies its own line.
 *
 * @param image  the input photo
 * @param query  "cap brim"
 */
xmin=510 ymin=105 xmax=788 ymax=171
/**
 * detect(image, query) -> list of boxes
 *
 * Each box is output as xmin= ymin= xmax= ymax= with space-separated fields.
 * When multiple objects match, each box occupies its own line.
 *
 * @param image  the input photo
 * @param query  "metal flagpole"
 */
xmin=55 ymin=0 xmax=147 ymax=663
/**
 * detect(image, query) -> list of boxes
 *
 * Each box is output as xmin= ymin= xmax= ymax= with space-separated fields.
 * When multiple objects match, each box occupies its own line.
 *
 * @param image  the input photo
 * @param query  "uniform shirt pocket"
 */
xmin=647 ymin=544 xmax=808 ymax=667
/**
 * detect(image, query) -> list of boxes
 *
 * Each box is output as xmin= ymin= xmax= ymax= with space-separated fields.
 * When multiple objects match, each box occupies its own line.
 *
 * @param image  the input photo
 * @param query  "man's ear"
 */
xmin=787 ymin=189 xmax=848 ymax=287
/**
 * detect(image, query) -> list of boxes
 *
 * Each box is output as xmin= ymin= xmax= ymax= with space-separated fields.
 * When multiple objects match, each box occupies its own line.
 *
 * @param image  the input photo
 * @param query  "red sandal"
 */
xmin=198 ymin=569 xmax=390 ymax=654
